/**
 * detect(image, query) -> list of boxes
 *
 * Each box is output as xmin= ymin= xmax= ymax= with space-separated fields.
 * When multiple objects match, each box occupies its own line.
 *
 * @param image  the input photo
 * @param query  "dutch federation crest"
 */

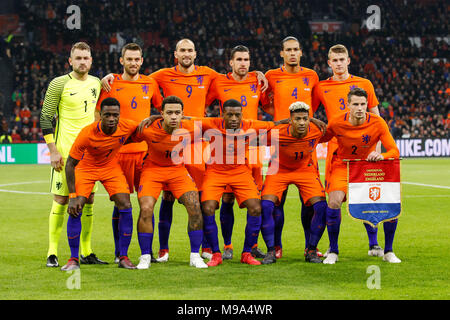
xmin=368 ymin=187 xmax=381 ymax=201
xmin=346 ymin=159 xmax=402 ymax=227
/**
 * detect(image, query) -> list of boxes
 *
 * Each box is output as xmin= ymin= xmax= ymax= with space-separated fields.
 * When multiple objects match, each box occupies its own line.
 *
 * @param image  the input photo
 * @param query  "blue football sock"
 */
xmin=118 ymin=208 xmax=133 ymax=257
xmin=260 ymin=200 xmax=275 ymax=251
xmin=301 ymin=201 xmax=314 ymax=249
xmin=138 ymin=232 xmax=153 ymax=255
xmin=383 ymin=219 xmax=398 ymax=253
xmin=364 ymin=222 xmax=379 ymax=247
xmin=188 ymin=230 xmax=203 ymax=253
xmin=243 ymin=214 xmax=262 ymax=252
xmin=309 ymin=201 xmax=327 ymax=249
xmin=273 ymin=204 xmax=285 ymax=248
xmin=203 ymin=215 xmax=220 ymax=253
xmin=219 ymin=201 xmax=234 ymax=246
xmin=326 ymin=206 xmax=341 ymax=254
xmin=158 ymin=199 xmax=173 ymax=251
xmin=112 ymin=206 xmax=120 ymax=257
xmin=67 ymin=214 xmax=82 ymax=259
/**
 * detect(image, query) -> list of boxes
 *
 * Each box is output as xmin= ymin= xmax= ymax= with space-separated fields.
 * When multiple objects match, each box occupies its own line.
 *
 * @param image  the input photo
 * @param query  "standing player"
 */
xmin=205 ymin=45 xmax=264 ymax=260
xmin=131 ymin=95 xmax=210 ymax=269
xmin=96 ymin=43 xmax=163 ymax=263
xmin=61 ymin=98 xmax=139 ymax=271
xmin=312 ymin=44 xmax=383 ymax=257
xmin=260 ymin=36 xmax=320 ymax=259
xmin=320 ymin=88 xmax=401 ymax=264
xmin=40 ymin=42 xmax=106 ymax=267
xmin=260 ymin=102 xmax=328 ymax=264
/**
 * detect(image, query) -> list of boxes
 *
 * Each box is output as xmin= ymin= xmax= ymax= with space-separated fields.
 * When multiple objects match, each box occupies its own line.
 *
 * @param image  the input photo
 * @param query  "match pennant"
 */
xmin=346 ymin=159 xmax=402 ymax=227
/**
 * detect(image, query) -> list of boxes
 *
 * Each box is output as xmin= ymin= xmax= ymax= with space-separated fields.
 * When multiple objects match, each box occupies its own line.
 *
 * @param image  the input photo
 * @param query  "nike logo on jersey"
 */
xmin=324 ymin=90 xmax=331 ymax=93
xmin=224 ymin=89 xmax=232 ymax=92
xmin=116 ymin=88 xmax=124 ymax=91
xmin=70 ymin=92 xmax=77 ymax=95
xmin=276 ymin=80 xmax=283 ymax=83
xmin=170 ymin=79 xmax=178 ymax=82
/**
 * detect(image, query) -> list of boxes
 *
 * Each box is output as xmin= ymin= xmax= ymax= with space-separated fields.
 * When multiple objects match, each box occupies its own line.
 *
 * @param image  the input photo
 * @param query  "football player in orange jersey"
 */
xmin=260 ymin=36 xmax=321 ymax=259
xmin=205 ymin=45 xmax=266 ymax=260
xmin=261 ymin=102 xmax=328 ymax=264
xmin=96 ymin=43 xmax=163 ymax=263
xmin=131 ymin=96 xmax=208 ymax=269
xmin=319 ymin=88 xmax=401 ymax=264
xmin=311 ymin=44 xmax=384 ymax=258
xmin=198 ymin=99 xmax=290 ymax=267
xmin=62 ymin=98 xmax=140 ymax=271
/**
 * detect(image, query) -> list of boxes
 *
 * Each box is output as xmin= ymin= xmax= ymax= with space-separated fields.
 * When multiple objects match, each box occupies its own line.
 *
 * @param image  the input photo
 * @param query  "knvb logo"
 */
xmin=369 ymin=187 xmax=381 ymax=201
xmin=362 ymin=134 xmax=371 ymax=144
xmin=66 ymin=5 xmax=81 ymax=30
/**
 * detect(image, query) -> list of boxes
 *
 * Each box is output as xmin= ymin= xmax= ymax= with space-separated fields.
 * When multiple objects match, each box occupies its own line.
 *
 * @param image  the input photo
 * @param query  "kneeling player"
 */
xmin=131 ymin=96 xmax=208 ymax=269
xmin=199 ymin=99 xmax=287 ymax=267
xmin=321 ymin=87 xmax=401 ymax=264
xmin=261 ymin=102 xmax=328 ymax=264
xmin=61 ymin=98 xmax=139 ymax=271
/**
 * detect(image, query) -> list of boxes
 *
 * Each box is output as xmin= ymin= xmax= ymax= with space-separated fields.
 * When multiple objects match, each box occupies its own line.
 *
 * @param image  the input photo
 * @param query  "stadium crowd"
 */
xmin=0 ymin=0 xmax=448 ymax=143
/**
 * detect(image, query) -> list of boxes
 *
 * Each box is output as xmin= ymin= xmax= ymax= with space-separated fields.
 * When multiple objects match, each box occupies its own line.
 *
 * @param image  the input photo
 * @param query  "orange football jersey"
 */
xmin=206 ymin=72 xmax=261 ymax=119
xmin=261 ymin=66 xmax=319 ymax=121
xmin=96 ymin=74 xmax=163 ymax=153
xmin=323 ymin=112 xmax=399 ymax=163
xmin=132 ymin=119 xmax=200 ymax=168
xmin=200 ymin=118 xmax=275 ymax=171
xmin=267 ymin=123 xmax=326 ymax=170
xmin=69 ymin=119 xmax=138 ymax=168
xmin=150 ymin=65 xmax=219 ymax=117
xmin=312 ymin=74 xmax=379 ymax=118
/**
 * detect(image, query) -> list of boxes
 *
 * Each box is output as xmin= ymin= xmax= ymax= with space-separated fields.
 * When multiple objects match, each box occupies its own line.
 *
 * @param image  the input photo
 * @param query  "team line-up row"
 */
xmin=41 ymin=38 xmax=401 ymax=271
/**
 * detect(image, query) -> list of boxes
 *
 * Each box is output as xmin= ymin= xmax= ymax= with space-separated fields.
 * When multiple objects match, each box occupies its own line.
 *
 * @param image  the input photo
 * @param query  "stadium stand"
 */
xmin=0 ymin=0 xmax=448 ymax=142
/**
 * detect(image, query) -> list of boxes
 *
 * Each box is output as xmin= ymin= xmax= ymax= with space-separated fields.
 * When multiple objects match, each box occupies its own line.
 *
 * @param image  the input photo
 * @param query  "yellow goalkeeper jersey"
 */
xmin=40 ymin=72 xmax=101 ymax=158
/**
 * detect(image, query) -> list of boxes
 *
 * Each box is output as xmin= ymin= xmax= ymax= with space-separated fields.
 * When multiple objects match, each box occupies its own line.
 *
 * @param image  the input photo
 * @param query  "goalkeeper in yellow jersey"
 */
xmin=40 ymin=42 xmax=106 ymax=267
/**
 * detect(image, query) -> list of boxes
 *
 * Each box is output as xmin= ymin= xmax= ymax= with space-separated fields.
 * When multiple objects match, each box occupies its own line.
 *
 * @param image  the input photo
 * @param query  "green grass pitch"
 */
xmin=0 ymin=158 xmax=449 ymax=300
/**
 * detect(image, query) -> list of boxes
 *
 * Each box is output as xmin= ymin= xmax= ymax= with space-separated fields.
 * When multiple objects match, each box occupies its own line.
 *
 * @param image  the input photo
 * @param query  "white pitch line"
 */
xmin=0 ymin=180 xmax=47 ymax=187
xmin=401 ymin=182 xmax=450 ymax=190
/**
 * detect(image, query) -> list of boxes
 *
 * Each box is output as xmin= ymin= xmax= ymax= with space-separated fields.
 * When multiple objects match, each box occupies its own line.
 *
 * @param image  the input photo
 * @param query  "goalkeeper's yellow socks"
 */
xmin=80 ymin=203 xmax=94 ymax=257
xmin=47 ymin=201 xmax=68 ymax=257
